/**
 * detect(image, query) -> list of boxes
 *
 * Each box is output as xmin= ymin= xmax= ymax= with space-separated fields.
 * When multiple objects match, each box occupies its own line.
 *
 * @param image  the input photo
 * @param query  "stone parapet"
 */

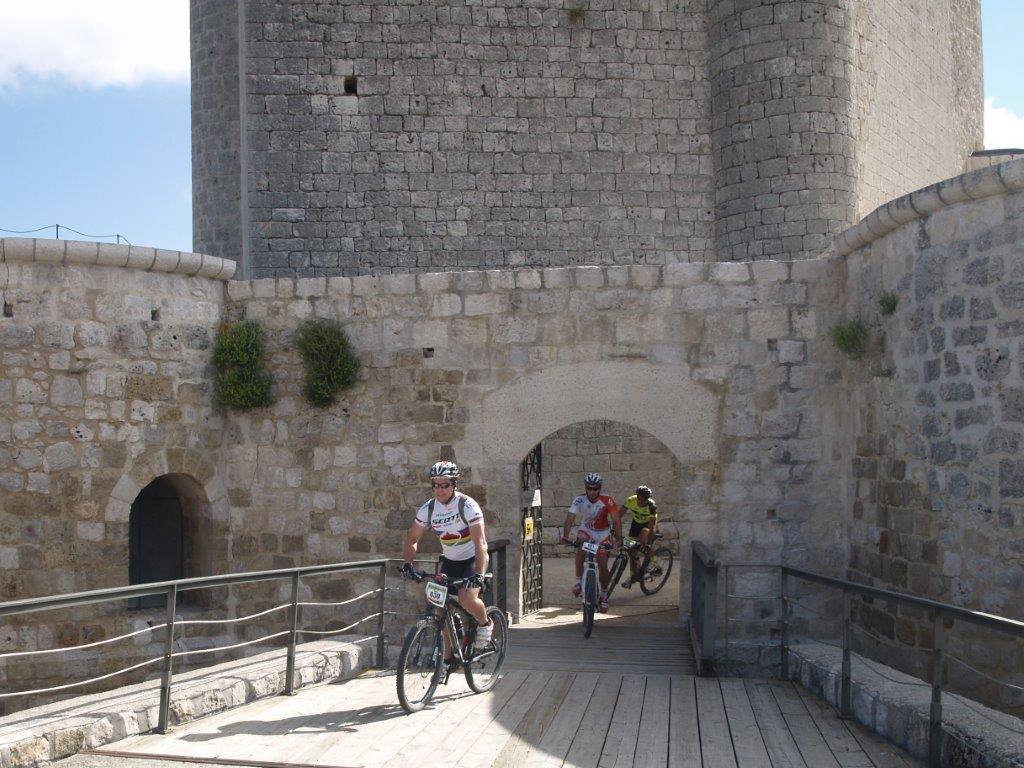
xmin=0 ymin=239 xmax=237 ymax=281
xmin=0 ymin=637 xmax=373 ymax=768
xmin=835 ymin=158 xmax=1024 ymax=256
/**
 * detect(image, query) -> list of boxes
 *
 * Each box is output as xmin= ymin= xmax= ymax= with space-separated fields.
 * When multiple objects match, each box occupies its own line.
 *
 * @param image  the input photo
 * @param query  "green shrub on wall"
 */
xmin=831 ymin=318 xmax=869 ymax=359
xmin=212 ymin=320 xmax=275 ymax=411
xmin=295 ymin=319 xmax=361 ymax=407
xmin=877 ymin=290 xmax=899 ymax=316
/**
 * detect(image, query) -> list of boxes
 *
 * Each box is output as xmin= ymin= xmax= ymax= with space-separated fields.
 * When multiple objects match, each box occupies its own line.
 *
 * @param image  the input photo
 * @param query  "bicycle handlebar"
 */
xmin=401 ymin=568 xmax=492 ymax=589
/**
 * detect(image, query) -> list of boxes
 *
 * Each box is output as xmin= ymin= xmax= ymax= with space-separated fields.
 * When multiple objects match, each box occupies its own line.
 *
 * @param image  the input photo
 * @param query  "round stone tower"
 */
xmin=708 ymin=0 xmax=858 ymax=262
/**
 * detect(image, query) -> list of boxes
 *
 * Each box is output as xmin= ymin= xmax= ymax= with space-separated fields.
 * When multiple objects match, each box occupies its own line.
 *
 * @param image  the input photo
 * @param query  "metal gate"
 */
xmin=520 ymin=444 xmax=543 ymax=615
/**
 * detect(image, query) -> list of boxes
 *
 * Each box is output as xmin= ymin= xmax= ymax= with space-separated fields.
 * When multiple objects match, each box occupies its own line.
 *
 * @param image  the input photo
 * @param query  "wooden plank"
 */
xmin=793 ymin=685 xmax=874 ymax=767
xmin=562 ymin=674 xmax=623 ymax=768
xmin=491 ymin=672 xmax=575 ymax=768
xmin=694 ymin=676 xmax=739 ymax=768
xmin=451 ymin=672 xmax=552 ymax=768
xmin=744 ymin=679 xmax=808 ymax=768
xmin=668 ymin=676 xmax=702 ymax=768
xmin=633 ymin=675 xmax=670 ymax=768
xmin=369 ymin=672 xmax=527 ymax=768
xmin=720 ymin=679 xmax=772 ymax=768
xmin=793 ymin=685 xmax=921 ymax=768
xmin=597 ymin=674 xmax=645 ymax=768
xmin=528 ymin=672 xmax=601 ymax=767
xmin=770 ymin=682 xmax=842 ymax=768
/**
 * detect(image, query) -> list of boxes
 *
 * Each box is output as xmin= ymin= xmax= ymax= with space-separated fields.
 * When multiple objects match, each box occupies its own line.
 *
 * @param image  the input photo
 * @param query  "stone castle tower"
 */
xmin=191 ymin=0 xmax=982 ymax=278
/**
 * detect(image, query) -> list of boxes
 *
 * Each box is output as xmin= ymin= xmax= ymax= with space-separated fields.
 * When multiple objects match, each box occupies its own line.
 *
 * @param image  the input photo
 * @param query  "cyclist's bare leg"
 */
xmin=628 ymin=527 xmax=650 ymax=579
xmin=597 ymin=550 xmax=611 ymax=592
xmin=574 ymin=549 xmax=585 ymax=581
xmin=458 ymin=586 xmax=489 ymax=626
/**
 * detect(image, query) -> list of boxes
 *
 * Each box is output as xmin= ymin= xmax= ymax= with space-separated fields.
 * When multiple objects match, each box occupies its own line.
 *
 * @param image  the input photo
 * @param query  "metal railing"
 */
xmin=0 ymin=539 xmax=510 ymax=732
xmin=689 ymin=542 xmax=1024 ymax=768
xmin=781 ymin=567 xmax=1024 ymax=767
xmin=690 ymin=541 xmax=718 ymax=674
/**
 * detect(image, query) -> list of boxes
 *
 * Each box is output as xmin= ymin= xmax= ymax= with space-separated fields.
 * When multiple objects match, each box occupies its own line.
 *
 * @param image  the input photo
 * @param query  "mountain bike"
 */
xmin=396 ymin=569 xmax=508 ymax=714
xmin=564 ymin=539 xmax=610 ymax=638
xmin=607 ymin=532 xmax=674 ymax=597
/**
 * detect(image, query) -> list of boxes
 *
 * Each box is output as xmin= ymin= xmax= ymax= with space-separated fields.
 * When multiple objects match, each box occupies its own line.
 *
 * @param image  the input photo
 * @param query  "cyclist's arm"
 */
xmin=403 ymin=521 xmax=426 ymax=565
xmin=611 ymin=508 xmax=623 ymax=545
xmin=562 ymin=511 xmax=576 ymax=540
xmin=469 ymin=521 xmax=488 ymax=575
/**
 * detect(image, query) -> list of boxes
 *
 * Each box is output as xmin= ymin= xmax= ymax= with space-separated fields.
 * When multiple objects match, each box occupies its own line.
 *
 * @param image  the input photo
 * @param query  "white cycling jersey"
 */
xmin=569 ymin=493 xmax=618 ymax=541
xmin=413 ymin=491 xmax=484 ymax=561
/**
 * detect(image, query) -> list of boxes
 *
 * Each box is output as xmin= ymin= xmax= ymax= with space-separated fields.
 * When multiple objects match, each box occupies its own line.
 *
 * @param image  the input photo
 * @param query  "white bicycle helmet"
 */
xmin=584 ymin=472 xmax=603 ymax=486
xmin=429 ymin=461 xmax=460 ymax=480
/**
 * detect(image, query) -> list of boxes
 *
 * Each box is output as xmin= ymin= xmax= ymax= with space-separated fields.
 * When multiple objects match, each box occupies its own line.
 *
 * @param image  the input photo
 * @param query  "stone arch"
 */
xmin=452 ymin=361 xmax=720 ymax=618
xmin=107 ymin=448 xmax=230 ymax=607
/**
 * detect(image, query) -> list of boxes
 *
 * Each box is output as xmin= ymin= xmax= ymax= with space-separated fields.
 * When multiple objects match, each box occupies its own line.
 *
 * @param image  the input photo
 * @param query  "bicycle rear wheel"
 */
xmin=639 ymin=547 xmax=674 ymax=595
xmin=583 ymin=570 xmax=597 ymax=638
xmin=465 ymin=606 xmax=508 ymax=693
xmin=397 ymin=620 xmax=443 ymax=713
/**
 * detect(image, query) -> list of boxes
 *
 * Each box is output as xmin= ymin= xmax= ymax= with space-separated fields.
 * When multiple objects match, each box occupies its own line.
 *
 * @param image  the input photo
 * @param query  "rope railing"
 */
xmin=0 ymin=224 xmax=131 ymax=245
xmin=0 ymin=540 xmax=511 ymax=735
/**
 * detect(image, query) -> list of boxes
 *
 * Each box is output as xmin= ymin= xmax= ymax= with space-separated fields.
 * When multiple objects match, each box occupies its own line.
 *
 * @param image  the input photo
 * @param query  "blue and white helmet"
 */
xmin=584 ymin=472 xmax=603 ymax=486
xmin=429 ymin=461 xmax=460 ymax=480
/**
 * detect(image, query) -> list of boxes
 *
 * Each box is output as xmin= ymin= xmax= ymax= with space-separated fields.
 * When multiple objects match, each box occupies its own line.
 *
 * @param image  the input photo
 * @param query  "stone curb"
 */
xmin=0 ymin=637 xmax=374 ymax=768
xmin=834 ymin=157 xmax=1024 ymax=257
xmin=0 ymin=239 xmax=236 ymax=281
xmin=788 ymin=642 xmax=1024 ymax=768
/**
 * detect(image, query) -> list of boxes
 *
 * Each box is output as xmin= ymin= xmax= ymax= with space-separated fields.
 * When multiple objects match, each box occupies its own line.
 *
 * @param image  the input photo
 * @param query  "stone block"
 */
xmin=35 ymin=239 xmax=65 ymax=264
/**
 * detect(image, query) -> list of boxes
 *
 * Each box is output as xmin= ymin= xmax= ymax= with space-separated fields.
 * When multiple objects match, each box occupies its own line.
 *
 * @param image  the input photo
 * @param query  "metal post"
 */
xmin=284 ymin=571 xmax=300 ymax=695
xmin=55 ymin=224 xmax=59 ymax=239
xmin=841 ymin=588 xmax=852 ymax=717
xmin=780 ymin=568 xmax=789 ymax=680
xmin=157 ymin=584 xmax=178 ymax=733
xmin=498 ymin=544 xmax=508 ymax=617
xmin=723 ymin=565 xmax=730 ymax=677
xmin=376 ymin=563 xmax=386 ymax=667
xmin=929 ymin=609 xmax=945 ymax=768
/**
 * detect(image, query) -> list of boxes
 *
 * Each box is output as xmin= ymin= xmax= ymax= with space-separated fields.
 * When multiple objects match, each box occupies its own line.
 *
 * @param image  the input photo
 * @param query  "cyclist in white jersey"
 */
xmin=402 ymin=461 xmax=493 ymax=660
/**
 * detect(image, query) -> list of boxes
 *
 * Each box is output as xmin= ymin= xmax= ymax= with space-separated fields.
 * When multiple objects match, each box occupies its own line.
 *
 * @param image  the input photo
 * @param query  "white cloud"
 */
xmin=985 ymin=98 xmax=1024 ymax=150
xmin=0 ymin=2 xmax=189 ymax=89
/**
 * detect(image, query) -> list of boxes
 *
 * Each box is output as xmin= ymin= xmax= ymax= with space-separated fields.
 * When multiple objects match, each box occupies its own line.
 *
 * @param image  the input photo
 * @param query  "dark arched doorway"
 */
xmin=129 ymin=476 xmax=184 ymax=607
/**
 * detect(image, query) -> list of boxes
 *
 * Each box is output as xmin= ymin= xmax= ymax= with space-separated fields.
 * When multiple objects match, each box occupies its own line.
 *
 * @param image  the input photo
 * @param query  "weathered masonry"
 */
xmin=191 ymin=0 xmax=981 ymax=277
xmin=1 ymin=160 xmax=1022 ymax=707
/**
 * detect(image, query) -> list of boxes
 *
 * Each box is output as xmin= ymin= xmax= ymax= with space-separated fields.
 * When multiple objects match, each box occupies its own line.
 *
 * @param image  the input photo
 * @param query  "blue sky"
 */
xmin=0 ymin=2 xmax=1021 ymax=255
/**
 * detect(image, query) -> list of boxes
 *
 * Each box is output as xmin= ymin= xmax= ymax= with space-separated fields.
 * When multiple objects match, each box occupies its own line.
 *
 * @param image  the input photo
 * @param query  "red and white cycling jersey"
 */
xmin=569 ymin=493 xmax=618 ymax=538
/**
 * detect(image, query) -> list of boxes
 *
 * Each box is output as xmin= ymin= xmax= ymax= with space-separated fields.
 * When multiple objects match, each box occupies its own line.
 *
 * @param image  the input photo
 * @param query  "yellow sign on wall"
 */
xmin=523 ymin=516 xmax=535 ymax=540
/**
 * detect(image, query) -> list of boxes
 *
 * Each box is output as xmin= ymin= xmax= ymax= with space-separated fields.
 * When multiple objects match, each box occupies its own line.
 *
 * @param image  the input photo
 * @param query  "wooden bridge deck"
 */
xmin=86 ymin=615 xmax=920 ymax=768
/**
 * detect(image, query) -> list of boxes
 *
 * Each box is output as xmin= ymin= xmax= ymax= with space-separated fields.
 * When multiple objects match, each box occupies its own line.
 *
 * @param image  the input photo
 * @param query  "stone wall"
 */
xmin=838 ymin=161 xmax=1024 ymax=708
xmin=0 ymin=239 xmax=234 ymax=710
xmin=238 ymin=0 xmax=714 ymax=276
xmin=538 ymin=420 xmax=682 ymax=550
xmin=851 ymin=0 xmax=983 ymax=218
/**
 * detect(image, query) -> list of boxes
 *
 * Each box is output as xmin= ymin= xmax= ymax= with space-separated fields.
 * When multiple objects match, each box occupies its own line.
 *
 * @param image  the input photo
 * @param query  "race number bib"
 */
xmin=581 ymin=541 xmax=600 ymax=554
xmin=425 ymin=581 xmax=448 ymax=607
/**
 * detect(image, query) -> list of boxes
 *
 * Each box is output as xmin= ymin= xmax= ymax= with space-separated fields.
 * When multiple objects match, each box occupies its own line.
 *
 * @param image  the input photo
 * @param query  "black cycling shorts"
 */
xmin=629 ymin=520 xmax=654 ymax=539
xmin=439 ymin=556 xmax=476 ymax=582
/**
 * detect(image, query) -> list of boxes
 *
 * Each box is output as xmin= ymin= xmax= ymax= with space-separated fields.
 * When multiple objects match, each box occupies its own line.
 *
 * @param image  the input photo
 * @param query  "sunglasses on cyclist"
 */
xmin=431 ymin=482 xmax=453 ymax=489
xmin=585 ymin=485 xmax=601 ymax=491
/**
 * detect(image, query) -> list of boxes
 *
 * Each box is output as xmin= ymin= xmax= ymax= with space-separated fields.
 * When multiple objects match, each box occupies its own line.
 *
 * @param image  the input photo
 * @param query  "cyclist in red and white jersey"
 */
xmin=560 ymin=472 xmax=621 ymax=613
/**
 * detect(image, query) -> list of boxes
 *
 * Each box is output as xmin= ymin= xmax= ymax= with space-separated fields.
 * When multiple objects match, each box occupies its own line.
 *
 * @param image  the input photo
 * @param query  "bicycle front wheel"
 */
xmin=639 ymin=547 xmax=674 ymax=595
xmin=583 ymin=570 xmax=597 ymax=638
xmin=465 ymin=607 xmax=508 ymax=693
xmin=606 ymin=553 xmax=627 ymax=599
xmin=397 ymin=620 xmax=443 ymax=713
